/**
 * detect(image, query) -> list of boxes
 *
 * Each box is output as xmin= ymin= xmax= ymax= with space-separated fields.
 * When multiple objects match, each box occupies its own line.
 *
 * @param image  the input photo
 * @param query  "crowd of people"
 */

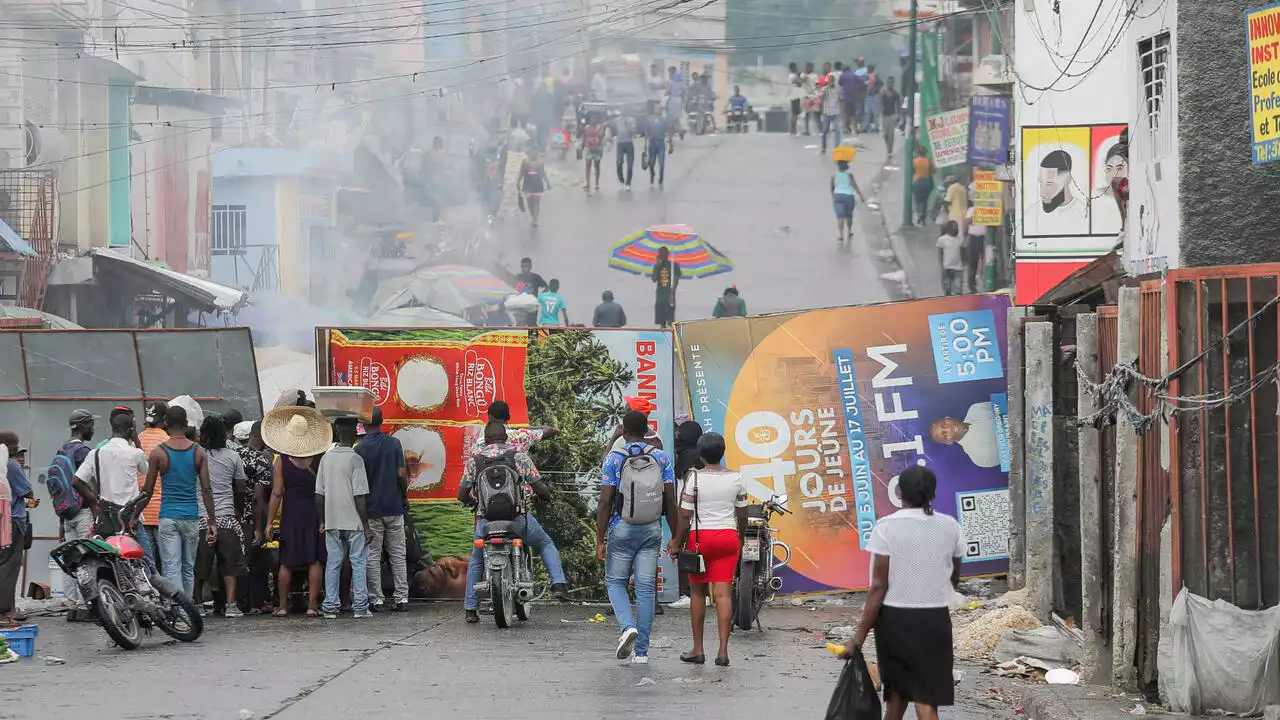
xmin=788 ymin=59 xmax=903 ymax=157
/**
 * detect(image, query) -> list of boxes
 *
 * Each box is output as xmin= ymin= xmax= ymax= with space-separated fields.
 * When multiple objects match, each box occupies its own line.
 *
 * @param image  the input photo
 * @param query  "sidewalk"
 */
xmin=998 ymin=677 xmax=1152 ymax=720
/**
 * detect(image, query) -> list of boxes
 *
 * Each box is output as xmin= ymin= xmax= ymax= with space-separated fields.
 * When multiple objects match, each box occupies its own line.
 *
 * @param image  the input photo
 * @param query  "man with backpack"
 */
xmin=596 ymin=410 xmax=678 ymax=664
xmin=48 ymin=409 xmax=100 ymax=620
xmin=458 ymin=422 xmax=570 ymax=623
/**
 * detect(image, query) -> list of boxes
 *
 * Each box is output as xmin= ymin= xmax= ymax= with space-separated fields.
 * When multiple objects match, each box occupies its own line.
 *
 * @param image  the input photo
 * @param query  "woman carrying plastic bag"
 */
xmin=839 ymin=466 xmax=966 ymax=720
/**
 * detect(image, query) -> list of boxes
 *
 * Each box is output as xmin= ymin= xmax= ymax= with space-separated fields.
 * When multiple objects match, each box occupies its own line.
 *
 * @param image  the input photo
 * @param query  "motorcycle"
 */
xmin=726 ymin=105 xmax=751 ymax=134
xmin=688 ymin=96 xmax=714 ymax=135
xmin=473 ymin=517 xmax=534 ymax=628
xmin=734 ymin=492 xmax=791 ymax=631
xmin=49 ymin=494 xmax=203 ymax=650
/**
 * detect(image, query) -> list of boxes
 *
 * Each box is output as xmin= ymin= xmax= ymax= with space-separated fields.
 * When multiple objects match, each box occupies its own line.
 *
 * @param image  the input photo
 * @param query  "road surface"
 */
xmin=0 ymin=603 xmax=1018 ymax=719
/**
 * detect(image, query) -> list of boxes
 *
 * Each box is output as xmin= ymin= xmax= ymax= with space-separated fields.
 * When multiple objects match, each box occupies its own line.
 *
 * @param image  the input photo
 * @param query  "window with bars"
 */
xmin=1138 ymin=32 xmax=1172 ymax=160
xmin=211 ymin=204 xmax=247 ymax=256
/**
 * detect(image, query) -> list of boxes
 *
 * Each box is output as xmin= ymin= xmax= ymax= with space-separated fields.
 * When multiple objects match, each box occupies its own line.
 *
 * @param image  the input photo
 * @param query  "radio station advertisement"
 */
xmin=320 ymin=326 xmax=676 ymax=601
xmin=676 ymin=294 xmax=1013 ymax=595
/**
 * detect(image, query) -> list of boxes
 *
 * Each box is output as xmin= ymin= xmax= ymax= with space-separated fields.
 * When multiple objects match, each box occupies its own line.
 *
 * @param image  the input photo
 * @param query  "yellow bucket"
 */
xmin=832 ymin=145 xmax=857 ymax=163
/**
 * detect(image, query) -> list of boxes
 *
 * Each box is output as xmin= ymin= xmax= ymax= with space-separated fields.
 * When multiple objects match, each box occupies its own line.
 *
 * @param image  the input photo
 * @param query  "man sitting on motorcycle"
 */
xmin=458 ymin=422 xmax=571 ymax=623
xmin=727 ymin=85 xmax=749 ymax=112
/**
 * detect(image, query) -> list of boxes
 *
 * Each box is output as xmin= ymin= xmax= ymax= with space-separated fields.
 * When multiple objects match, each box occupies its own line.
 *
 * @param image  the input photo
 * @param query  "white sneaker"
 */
xmin=616 ymin=627 xmax=638 ymax=659
xmin=632 ymin=655 xmax=649 ymax=664
xmin=669 ymin=596 xmax=692 ymax=609
xmin=353 ymin=609 xmax=373 ymax=619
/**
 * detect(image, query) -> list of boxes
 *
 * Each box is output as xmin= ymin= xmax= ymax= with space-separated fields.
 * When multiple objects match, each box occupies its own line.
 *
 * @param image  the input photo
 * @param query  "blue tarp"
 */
xmin=0 ymin=217 xmax=35 ymax=257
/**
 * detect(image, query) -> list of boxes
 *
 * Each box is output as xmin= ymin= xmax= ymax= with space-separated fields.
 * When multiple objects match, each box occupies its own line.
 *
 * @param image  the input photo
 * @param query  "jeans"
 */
xmin=323 ymin=529 xmax=369 ymax=613
xmin=864 ymin=95 xmax=879 ymax=130
xmin=883 ymin=114 xmax=897 ymax=154
xmin=464 ymin=515 xmax=566 ymax=610
xmin=646 ymin=142 xmax=666 ymax=184
xmin=158 ymin=518 xmax=201 ymax=598
xmin=821 ymin=114 xmax=841 ymax=151
xmin=913 ymin=178 xmax=935 ymax=224
xmin=366 ymin=515 xmax=408 ymax=605
xmin=139 ymin=523 xmax=158 ymax=571
xmin=604 ymin=521 xmax=662 ymax=657
xmin=942 ymin=268 xmax=964 ymax=296
xmin=616 ymin=141 xmax=634 ymax=185
xmin=62 ymin=509 xmax=95 ymax=607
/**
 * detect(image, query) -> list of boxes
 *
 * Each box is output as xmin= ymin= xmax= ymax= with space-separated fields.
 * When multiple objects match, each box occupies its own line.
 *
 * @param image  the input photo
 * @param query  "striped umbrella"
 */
xmin=608 ymin=225 xmax=734 ymax=279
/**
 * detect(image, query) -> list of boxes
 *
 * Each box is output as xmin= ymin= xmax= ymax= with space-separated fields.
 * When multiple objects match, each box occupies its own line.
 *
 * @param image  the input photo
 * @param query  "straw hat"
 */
xmin=261 ymin=406 xmax=332 ymax=458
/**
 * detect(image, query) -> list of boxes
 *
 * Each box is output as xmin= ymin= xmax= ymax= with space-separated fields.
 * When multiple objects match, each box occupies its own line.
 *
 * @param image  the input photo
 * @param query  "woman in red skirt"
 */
xmin=667 ymin=432 xmax=747 ymax=667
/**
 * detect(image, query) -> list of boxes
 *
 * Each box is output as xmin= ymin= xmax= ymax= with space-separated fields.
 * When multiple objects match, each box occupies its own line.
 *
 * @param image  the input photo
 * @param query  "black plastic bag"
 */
xmin=826 ymin=650 xmax=881 ymax=720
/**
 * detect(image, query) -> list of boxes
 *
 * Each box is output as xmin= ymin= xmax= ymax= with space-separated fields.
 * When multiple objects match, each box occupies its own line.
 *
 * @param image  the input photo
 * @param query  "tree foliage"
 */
xmin=726 ymin=0 xmax=901 ymax=74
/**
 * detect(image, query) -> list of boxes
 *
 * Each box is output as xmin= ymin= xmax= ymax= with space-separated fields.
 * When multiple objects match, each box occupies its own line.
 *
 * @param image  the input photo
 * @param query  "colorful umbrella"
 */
xmin=609 ymin=225 xmax=733 ymax=279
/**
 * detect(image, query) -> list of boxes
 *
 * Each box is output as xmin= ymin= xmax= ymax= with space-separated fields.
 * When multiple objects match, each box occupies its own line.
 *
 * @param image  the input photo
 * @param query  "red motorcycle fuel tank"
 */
xmin=106 ymin=535 xmax=146 ymax=560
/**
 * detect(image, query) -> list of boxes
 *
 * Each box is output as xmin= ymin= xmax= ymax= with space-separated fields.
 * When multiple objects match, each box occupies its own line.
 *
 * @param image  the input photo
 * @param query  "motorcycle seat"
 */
xmin=484 ymin=516 xmax=527 ymax=539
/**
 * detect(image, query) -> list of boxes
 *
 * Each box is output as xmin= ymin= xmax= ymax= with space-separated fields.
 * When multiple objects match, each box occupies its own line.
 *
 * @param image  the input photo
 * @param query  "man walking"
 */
xmin=316 ymin=418 xmax=373 ymax=619
xmin=356 ymin=408 xmax=409 ymax=612
xmin=537 ymin=278 xmax=569 ymax=326
xmin=880 ymin=77 xmax=902 ymax=157
xmin=611 ymin=113 xmax=637 ymax=190
xmin=645 ymin=105 xmax=668 ymax=187
xmin=55 ymin=409 xmax=97 ymax=620
xmin=141 ymin=406 xmax=217 ymax=598
xmin=820 ymin=72 xmax=843 ymax=153
xmin=596 ymin=411 xmax=678 ymax=663
xmin=863 ymin=64 xmax=882 ymax=133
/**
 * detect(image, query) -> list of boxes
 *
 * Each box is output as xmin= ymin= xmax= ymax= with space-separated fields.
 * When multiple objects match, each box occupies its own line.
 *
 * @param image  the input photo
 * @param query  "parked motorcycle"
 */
xmin=734 ymin=493 xmax=791 ymax=630
xmin=49 ymin=494 xmax=203 ymax=650
xmin=473 ymin=518 xmax=534 ymax=628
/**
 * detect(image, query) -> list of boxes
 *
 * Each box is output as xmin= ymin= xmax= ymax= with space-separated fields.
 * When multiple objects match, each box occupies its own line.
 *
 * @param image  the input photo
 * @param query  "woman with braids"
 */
xmin=841 ymin=466 xmax=965 ymax=720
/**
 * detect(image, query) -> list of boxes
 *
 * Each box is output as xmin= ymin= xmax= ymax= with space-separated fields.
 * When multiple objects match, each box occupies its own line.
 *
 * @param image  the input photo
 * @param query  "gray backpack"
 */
xmin=614 ymin=445 xmax=664 ymax=524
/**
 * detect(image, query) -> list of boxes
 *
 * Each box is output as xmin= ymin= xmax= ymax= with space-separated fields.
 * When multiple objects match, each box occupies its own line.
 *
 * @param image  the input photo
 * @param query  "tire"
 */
xmin=491 ymin=569 xmax=514 ymax=629
xmin=93 ymin=579 xmax=142 ymax=650
xmin=735 ymin=562 xmax=758 ymax=631
xmin=153 ymin=592 xmax=204 ymax=642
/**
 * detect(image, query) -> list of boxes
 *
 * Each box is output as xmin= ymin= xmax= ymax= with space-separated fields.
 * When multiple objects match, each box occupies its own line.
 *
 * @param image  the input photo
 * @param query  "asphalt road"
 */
xmin=0 ymin=603 xmax=1018 ymax=719
xmin=485 ymin=126 xmax=900 ymax=326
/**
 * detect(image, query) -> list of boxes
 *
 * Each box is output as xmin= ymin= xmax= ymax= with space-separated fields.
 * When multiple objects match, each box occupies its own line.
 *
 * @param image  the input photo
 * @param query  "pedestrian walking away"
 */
xmin=517 ymin=147 xmax=549 ymax=227
xmin=912 ymin=146 xmax=936 ymax=225
xmin=831 ymin=159 xmax=867 ymax=243
xmin=787 ymin=62 xmax=804 ymax=136
xmin=944 ymin=174 xmax=969 ymax=234
xmin=937 ymin=220 xmax=966 ymax=296
xmin=537 ymin=278 xmax=569 ymax=326
xmin=261 ymin=405 xmax=332 ymax=617
xmin=194 ymin=415 xmax=249 ymax=618
xmin=596 ymin=410 xmax=678 ymax=664
xmin=459 ymin=421 xmax=570 ymax=623
xmin=668 ymin=432 xmax=748 ymax=667
xmin=880 ymin=77 xmax=902 ymax=157
xmin=863 ymin=64 xmax=882 ymax=132
xmin=355 ymin=408 xmax=410 ymax=612
xmin=51 ymin=409 xmax=99 ymax=619
xmin=651 ymin=246 xmax=681 ymax=328
xmin=712 ymin=285 xmax=747 ymax=318
xmin=316 ymin=418 xmax=373 ymax=619
xmin=611 ymin=113 xmax=637 ymax=189
xmin=141 ymin=405 xmax=217 ymax=600
xmin=582 ymin=115 xmax=606 ymax=192
xmin=593 ymin=290 xmax=628 ymax=327
xmin=842 ymin=466 xmax=965 ymax=720
xmin=964 ymin=205 xmax=988 ymax=293
xmin=644 ymin=106 xmax=668 ymax=186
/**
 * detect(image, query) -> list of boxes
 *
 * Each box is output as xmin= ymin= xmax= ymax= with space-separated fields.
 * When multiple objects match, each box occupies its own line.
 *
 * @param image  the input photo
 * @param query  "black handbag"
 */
xmin=677 ymin=471 xmax=705 ymax=574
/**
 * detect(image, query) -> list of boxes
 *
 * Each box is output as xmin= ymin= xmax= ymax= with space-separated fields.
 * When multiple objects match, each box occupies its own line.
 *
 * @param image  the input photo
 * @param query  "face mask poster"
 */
xmin=676 ymin=294 xmax=1013 ymax=594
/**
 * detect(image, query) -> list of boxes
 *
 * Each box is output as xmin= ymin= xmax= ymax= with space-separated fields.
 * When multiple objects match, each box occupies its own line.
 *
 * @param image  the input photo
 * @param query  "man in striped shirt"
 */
xmin=820 ymin=73 xmax=843 ymax=153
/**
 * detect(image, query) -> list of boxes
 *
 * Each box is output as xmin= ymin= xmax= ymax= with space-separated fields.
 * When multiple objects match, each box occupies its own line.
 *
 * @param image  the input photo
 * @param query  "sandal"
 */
xmin=273 ymin=609 xmax=288 ymax=617
xmin=305 ymin=609 xmax=322 ymax=618
xmin=679 ymin=652 xmax=705 ymax=665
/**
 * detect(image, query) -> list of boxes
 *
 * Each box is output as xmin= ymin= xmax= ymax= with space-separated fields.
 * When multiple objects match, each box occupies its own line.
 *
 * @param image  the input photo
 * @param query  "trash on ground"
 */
xmin=953 ymin=604 xmax=1041 ymax=660
xmin=995 ymin=625 xmax=1084 ymax=666
xmin=634 ymin=677 xmax=657 ymax=686
xmin=1128 ymin=703 xmax=1147 ymax=715
xmin=43 ymin=656 xmax=65 ymax=666
xmin=826 ymin=625 xmax=855 ymax=640
xmin=1045 ymin=668 xmax=1080 ymax=685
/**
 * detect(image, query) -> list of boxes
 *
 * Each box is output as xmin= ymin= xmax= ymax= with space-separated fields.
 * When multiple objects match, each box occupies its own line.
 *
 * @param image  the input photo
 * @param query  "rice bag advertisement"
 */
xmin=675 ymin=294 xmax=1013 ymax=595
xmin=327 ymin=328 xmax=530 ymax=424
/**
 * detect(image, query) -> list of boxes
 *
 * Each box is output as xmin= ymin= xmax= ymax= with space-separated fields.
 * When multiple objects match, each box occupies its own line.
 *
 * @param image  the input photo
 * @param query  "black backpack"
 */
xmin=473 ymin=450 xmax=524 ymax=521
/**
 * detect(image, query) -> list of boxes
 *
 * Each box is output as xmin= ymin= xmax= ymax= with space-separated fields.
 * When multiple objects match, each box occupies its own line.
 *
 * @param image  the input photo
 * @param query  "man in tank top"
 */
xmin=141 ymin=405 xmax=216 ymax=598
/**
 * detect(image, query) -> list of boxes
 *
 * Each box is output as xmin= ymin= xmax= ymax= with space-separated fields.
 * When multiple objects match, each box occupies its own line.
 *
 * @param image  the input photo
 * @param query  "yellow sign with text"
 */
xmin=973 ymin=177 xmax=1003 ymax=226
xmin=1249 ymin=3 xmax=1280 ymax=164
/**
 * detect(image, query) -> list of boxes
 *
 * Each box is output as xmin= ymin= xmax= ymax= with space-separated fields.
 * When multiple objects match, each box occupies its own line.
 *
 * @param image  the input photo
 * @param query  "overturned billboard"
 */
xmin=675 ymin=294 xmax=1013 ymax=595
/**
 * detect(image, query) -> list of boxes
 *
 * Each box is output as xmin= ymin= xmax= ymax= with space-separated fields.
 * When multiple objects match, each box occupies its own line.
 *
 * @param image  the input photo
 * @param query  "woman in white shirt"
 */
xmin=667 ymin=432 xmax=747 ymax=667
xmin=843 ymin=466 xmax=966 ymax=720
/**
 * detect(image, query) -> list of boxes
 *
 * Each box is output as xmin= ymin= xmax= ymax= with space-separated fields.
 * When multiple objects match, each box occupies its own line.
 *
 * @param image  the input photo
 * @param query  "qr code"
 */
xmin=955 ymin=489 xmax=1010 ymax=562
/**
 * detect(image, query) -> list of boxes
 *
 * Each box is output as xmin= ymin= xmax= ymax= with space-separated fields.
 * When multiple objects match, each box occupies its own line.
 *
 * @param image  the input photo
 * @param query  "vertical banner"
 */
xmin=972 ymin=170 xmax=1003 ymax=226
xmin=1249 ymin=4 xmax=1280 ymax=164
xmin=967 ymin=95 xmax=1011 ymax=167
xmin=676 ymin=295 xmax=1013 ymax=595
xmin=926 ymin=106 xmax=970 ymax=169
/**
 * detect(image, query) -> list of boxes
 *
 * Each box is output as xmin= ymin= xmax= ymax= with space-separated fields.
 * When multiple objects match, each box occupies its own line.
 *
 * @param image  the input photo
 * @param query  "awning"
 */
xmin=0 ymin=217 xmax=36 ymax=257
xmin=88 ymin=248 xmax=248 ymax=313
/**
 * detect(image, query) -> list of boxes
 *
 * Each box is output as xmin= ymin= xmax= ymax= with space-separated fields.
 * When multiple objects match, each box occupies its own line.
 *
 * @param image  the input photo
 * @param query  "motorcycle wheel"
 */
xmin=153 ymin=593 xmax=204 ymax=643
xmin=491 ymin=570 xmax=515 ymax=629
xmin=93 ymin=579 xmax=142 ymax=650
xmin=734 ymin=562 xmax=758 ymax=631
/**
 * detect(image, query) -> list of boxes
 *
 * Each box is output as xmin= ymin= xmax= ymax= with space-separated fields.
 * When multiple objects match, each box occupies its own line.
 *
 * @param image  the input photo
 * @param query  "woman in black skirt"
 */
xmin=843 ymin=466 xmax=965 ymax=720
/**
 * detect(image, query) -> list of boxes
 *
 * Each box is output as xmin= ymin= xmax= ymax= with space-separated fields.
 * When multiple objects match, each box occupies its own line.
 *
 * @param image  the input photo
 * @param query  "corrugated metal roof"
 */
xmin=0 ymin=217 xmax=36 ymax=257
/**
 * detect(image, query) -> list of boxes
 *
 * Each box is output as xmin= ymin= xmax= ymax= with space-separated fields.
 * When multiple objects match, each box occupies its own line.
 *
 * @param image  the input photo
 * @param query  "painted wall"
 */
xmin=1013 ymin=0 xmax=1133 ymax=302
xmin=1125 ymin=0 xmax=1180 ymax=275
xmin=209 ymin=175 xmax=278 ymax=290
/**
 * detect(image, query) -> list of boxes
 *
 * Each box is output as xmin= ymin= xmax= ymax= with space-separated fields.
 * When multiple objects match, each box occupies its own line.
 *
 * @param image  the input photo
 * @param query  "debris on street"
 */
xmin=952 ymin=604 xmax=1041 ymax=660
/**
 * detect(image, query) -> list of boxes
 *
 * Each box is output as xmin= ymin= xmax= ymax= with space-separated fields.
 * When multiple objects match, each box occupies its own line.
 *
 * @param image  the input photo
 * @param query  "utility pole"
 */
xmin=902 ymin=0 xmax=918 ymax=227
